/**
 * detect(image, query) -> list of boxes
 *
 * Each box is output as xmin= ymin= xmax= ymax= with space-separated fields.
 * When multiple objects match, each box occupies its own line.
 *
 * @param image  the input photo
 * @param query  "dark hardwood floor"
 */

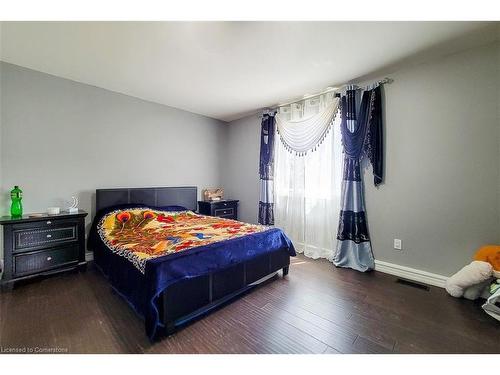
xmin=1 ymin=254 xmax=498 ymax=354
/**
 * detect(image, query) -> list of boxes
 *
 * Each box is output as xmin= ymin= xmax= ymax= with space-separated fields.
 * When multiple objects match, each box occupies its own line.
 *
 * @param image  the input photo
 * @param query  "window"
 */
xmin=274 ymin=101 xmax=343 ymax=261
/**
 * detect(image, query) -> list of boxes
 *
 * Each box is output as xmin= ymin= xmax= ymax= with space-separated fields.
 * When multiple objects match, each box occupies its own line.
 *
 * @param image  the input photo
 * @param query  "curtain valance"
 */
xmin=276 ymin=94 xmax=340 ymax=155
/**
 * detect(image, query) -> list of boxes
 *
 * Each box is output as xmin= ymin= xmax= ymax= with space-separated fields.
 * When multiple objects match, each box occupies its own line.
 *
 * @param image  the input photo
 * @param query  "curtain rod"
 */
xmin=270 ymin=77 xmax=393 ymax=110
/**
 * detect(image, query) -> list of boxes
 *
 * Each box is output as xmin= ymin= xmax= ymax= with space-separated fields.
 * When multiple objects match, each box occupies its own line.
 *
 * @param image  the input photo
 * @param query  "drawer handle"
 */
xmin=46 ymin=221 xmax=52 ymax=225
xmin=46 ymin=234 xmax=52 ymax=238
xmin=47 ymin=256 xmax=52 ymax=261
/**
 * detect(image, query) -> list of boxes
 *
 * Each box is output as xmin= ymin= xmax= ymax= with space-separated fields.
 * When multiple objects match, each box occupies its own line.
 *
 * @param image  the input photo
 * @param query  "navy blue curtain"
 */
xmin=334 ymin=86 xmax=383 ymax=271
xmin=258 ymin=113 xmax=276 ymax=225
xmin=365 ymin=86 xmax=383 ymax=186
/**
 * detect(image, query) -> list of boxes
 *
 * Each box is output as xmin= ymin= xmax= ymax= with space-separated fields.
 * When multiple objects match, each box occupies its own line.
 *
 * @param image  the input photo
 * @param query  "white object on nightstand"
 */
xmin=67 ymin=196 xmax=79 ymax=214
xmin=47 ymin=207 xmax=60 ymax=215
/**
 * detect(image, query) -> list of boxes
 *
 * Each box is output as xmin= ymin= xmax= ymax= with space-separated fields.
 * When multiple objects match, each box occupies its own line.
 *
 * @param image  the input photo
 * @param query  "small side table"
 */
xmin=198 ymin=200 xmax=239 ymax=220
xmin=0 ymin=210 xmax=88 ymax=291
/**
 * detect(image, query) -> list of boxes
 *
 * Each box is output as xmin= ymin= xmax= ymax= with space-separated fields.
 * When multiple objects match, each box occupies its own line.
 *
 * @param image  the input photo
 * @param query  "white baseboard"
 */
xmin=83 ymin=251 xmax=447 ymax=288
xmin=374 ymin=259 xmax=448 ymax=288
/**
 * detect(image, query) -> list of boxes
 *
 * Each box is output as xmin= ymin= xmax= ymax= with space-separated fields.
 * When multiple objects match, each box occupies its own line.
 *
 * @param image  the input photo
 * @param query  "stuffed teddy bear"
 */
xmin=445 ymin=245 xmax=500 ymax=300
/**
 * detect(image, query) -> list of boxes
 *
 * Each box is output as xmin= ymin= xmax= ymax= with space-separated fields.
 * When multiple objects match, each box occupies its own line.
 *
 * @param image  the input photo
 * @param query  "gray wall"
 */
xmin=498 ymin=43 xmax=500 ymax=235
xmin=0 ymin=62 xmax=226 ymax=239
xmin=1 ymin=42 xmax=499 ymax=277
xmin=0 ymin=62 xmax=3 ymax=271
xmin=363 ymin=42 xmax=500 ymax=276
xmin=223 ymin=114 xmax=261 ymax=223
xmin=223 ymin=42 xmax=500 ymax=276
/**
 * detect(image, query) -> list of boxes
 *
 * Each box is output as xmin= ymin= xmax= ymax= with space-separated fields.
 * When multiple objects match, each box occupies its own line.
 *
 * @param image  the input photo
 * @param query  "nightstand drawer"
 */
xmin=214 ymin=208 xmax=234 ymax=217
xmin=213 ymin=201 xmax=233 ymax=209
xmin=14 ymin=225 xmax=78 ymax=252
xmin=13 ymin=245 xmax=79 ymax=277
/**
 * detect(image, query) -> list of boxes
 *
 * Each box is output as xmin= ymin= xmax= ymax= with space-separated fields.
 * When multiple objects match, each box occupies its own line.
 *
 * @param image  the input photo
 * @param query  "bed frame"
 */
xmin=94 ymin=186 xmax=290 ymax=338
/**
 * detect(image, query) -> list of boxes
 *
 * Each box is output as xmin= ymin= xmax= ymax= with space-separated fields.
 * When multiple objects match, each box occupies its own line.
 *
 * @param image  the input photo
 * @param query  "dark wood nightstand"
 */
xmin=198 ymin=200 xmax=239 ymax=220
xmin=0 ymin=210 xmax=88 ymax=291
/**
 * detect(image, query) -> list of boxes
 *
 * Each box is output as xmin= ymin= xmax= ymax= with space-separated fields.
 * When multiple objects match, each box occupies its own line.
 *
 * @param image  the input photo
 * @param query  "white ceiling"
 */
xmin=0 ymin=22 xmax=497 ymax=122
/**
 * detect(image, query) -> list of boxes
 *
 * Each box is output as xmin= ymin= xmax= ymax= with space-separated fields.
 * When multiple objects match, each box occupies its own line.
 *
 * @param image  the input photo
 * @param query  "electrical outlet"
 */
xmin=394 ymin=239 xmax=402 ymax=250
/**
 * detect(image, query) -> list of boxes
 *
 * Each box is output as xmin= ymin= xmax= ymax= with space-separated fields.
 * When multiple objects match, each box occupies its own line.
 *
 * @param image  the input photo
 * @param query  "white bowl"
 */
xmin=47 ymin=207 xmax=60 ymax=215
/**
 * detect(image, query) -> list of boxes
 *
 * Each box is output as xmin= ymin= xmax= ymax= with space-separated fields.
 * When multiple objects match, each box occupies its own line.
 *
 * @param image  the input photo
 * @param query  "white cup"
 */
xmin=47 ymin=207 xmax=60 ymax=215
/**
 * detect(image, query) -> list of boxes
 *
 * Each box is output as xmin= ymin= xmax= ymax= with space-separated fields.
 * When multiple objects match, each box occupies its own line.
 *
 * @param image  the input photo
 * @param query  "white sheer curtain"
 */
xmin=274 ymin=93 xmax=343 ymax=261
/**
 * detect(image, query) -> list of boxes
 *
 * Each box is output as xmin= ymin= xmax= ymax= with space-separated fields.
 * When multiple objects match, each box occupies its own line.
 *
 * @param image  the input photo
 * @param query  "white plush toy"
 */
xmin=445 ymin=261 xmax=493 ymax=300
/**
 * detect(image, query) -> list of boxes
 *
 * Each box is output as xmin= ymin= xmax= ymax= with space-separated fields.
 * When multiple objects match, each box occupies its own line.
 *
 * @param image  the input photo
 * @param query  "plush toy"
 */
xmin=445 ymin=245 xmax=500 ymax=300
xmin=473 ymin=245 xmax=500 ymax=278
xmin=446 ymin=261 xmax=493 ymax=299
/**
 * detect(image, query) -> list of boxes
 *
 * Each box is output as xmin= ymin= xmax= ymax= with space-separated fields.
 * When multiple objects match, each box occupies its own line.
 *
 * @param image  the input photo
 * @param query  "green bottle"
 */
xmin=10 ymin=185 xmax=23 ymax=217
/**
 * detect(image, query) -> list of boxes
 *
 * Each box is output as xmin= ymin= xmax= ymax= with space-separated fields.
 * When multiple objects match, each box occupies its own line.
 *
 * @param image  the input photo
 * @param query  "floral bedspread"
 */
xmin=98 ymin=208 xmax=270 ymax=273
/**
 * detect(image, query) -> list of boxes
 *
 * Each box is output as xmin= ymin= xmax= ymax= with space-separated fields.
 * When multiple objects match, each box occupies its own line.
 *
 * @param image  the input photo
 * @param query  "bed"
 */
xmin=87 ymin=186 xmax=295 ymax=341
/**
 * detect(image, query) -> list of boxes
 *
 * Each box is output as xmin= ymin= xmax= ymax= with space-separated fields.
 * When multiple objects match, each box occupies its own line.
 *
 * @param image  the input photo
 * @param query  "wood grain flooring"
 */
xmin=1 ymin=254 xmax=498 ymax=354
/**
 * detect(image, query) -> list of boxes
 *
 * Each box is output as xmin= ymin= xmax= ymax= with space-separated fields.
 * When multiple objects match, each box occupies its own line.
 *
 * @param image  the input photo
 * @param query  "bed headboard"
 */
xmin=96 ymin=186 xmax=198 ymax=212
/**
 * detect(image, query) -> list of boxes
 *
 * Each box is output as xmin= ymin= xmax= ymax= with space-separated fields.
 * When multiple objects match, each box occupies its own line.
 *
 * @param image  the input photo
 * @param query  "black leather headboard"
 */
xmin=96 ymin=186 xmax=198 ymax=212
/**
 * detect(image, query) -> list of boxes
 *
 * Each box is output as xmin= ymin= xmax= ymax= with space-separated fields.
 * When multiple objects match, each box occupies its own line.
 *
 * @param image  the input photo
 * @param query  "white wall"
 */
xmin=0 ymin=62 xmax=227 ymax=238
xmin=224 ymin=42 xmax=500 ymax=276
